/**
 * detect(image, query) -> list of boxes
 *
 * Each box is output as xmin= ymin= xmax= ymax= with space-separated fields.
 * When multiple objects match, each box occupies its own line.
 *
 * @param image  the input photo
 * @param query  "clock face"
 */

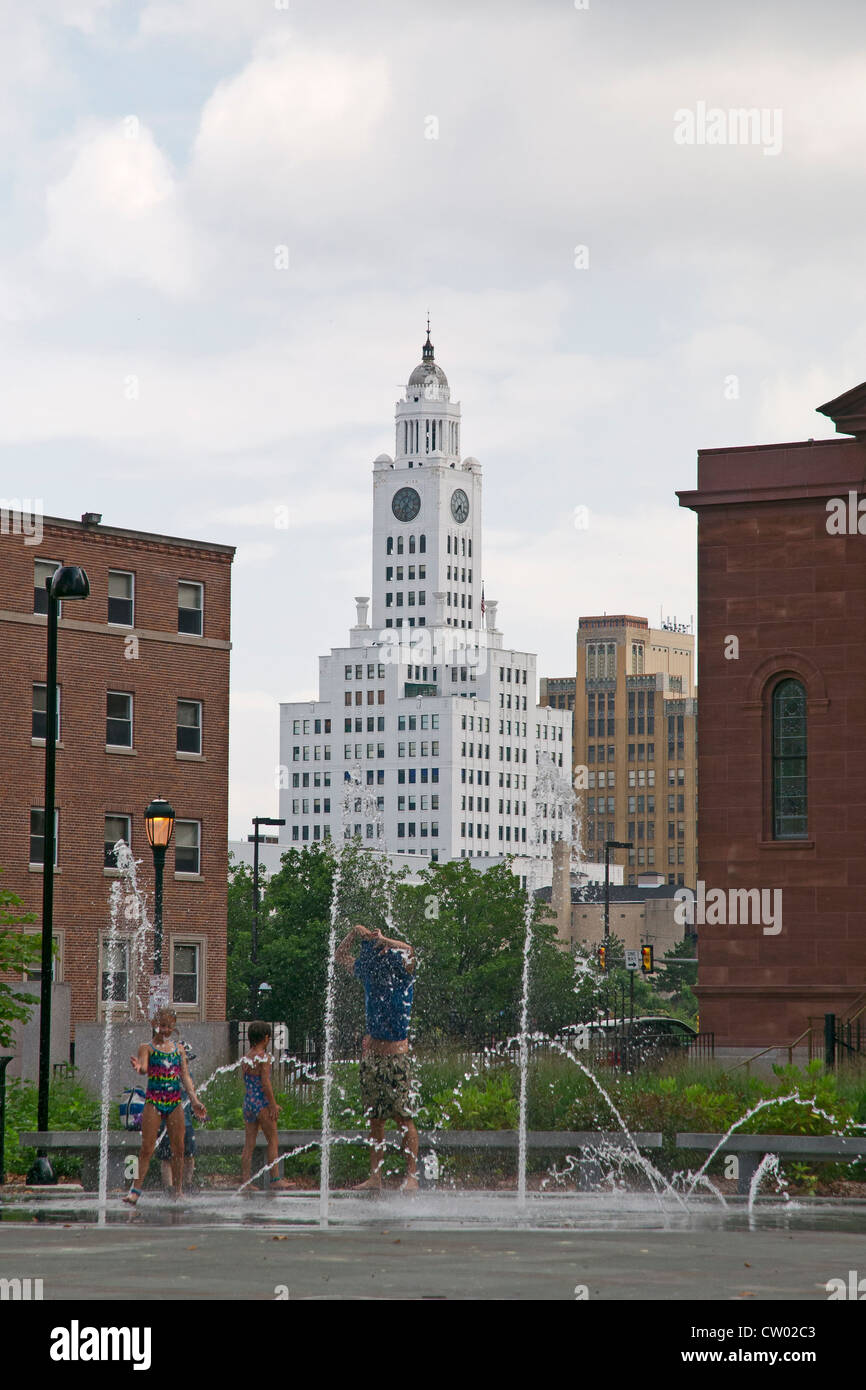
xmin=451 ymin=488 xmax=470 ymax=523
xmin=391 ymin=486 xmax=421 ymax=523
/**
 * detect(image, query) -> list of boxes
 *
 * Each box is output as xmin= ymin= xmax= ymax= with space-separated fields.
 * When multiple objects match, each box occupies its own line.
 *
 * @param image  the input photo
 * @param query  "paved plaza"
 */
xmin=1 ymin=1192 xmax=863 ymax=1300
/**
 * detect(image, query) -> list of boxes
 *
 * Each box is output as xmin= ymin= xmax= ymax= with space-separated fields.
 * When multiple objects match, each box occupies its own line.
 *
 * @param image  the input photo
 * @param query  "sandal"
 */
xmin=122 ymin=1187 xmax=142 ymax=1205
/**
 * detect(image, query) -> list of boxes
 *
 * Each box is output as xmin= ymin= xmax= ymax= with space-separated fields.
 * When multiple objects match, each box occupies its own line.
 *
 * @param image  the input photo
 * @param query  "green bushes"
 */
xmin=4 ymin=1074 xmax=100 ymax=1179
xmin=5 ymin=1053 xmax=865 ymax=1189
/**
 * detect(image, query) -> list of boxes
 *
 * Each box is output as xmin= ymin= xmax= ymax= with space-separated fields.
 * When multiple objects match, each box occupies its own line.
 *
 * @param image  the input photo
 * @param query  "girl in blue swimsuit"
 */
xmin=240 ymin=1021 xmax=290 ymax=1191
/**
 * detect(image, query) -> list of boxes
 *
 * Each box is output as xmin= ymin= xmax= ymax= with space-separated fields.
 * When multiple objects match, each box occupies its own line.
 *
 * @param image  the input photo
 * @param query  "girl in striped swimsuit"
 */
xmin=124 ymin=1007 xmax=207 ymax=1204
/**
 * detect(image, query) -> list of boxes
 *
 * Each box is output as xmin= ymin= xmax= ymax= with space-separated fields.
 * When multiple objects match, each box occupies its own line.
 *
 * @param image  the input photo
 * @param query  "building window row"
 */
xmin=34 ymin=560 xmax=204 ymax=636
xmin=344 ymin=689 xmax=386 ymax=706
xmin=102 ymin=939 xmax=201 ymax=1007
xmin=627 ymin=743 xmax=656 ymax=761
xmin=385 ymin=566 xmax=426 ymax=582
xmin=345 ymin=717 xmax=386 ymax=733
xmin=587 ymin=642 xmax=616 ymax=679
xmin=292 ymin=744 xmax=332 ymax=761
xmin=386 ymin=535 xmax=426 ymax=555
xmin=293 ymin=717 xmax=333 ymax=733
xmin=32 ymin=686 xmax=203 ymax=756
xmin=292 ymin=825 xmax=333 ymax=842
xmin=28 ymin=810 xmax=201 ymax=874
xmin=385 ymin=591 xmax=426 ymax=607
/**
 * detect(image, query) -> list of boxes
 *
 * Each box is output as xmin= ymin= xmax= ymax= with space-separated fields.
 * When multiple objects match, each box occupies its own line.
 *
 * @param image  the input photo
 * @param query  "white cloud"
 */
xmin=40 ymin=120 xmax=202 ymax=295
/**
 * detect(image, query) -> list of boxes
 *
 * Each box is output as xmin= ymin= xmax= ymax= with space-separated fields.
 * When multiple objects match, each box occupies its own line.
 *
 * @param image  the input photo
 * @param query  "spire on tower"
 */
xmin=423 ymin=315 xmax=434 ymax=362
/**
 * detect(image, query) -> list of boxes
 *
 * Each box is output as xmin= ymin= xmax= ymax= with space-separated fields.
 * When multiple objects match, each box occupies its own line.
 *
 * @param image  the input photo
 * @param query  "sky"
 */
xmin=3 ymin=0 xmax=866 ymax=837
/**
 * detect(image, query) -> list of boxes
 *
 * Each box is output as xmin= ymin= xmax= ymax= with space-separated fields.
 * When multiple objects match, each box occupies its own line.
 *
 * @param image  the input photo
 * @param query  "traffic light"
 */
xmin=597 ymin=944 xmax=607 ymax=971
xmin=641 ymin=945 xmax=654 ymax=974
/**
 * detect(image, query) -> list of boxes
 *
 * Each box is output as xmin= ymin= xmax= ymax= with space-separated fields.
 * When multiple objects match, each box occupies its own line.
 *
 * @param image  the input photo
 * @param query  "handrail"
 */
xmin=725 ymin=1024 xmax=813 ymax=1074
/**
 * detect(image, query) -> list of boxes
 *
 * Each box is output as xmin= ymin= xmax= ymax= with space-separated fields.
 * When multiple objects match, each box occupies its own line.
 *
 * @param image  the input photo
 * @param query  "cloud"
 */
xmin=39 ymin=120 xmax=202 ymax=295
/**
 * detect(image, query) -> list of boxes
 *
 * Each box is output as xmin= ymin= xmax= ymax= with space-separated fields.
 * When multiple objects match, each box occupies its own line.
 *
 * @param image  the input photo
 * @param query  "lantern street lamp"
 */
xmin=145 ymin=797 xmax=175 ymax=975
xmin=32 ymin=565 xmax=90 ymax=1184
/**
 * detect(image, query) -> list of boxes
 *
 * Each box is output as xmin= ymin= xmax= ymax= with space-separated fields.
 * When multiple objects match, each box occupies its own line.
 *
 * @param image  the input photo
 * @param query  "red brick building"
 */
xmin=0 ymin=511 xmax=234 ymax=1030
xmin=678 ymin=383 xmax=866 ymax=1053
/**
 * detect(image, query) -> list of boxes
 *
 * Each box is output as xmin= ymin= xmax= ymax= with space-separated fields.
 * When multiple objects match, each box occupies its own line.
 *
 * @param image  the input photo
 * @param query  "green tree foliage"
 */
xmin=393 ymin=858 xmax=584 ymax=1041
xmin=0 ymin=875 xmax=41 ymax=1048
xmin=656 ymin=934 xmax=699 ymax=1021
xmin=227 ymin=845 xmax=690 ymax=1048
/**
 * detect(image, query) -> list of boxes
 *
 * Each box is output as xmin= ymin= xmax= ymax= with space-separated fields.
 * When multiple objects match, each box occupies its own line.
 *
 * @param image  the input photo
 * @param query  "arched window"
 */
xmin=447 ymin=536 xmax=451 ymax=554
xmin=772 ymin=678 xmax=807 ymax=839
xmin=397 ymin=536 xmax=403 ymax=554
xmin=409 ymin=535 xmax=415 ymax=553
xmin=419 ymin=535 xmax=426 ymax=553
xmin=386 ymin=537 xmax=393 ymax=555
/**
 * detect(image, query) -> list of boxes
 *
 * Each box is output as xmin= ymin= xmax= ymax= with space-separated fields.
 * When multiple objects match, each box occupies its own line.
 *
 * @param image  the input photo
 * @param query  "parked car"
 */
xmin=630 ymin=1016 xmax=697 ymax=1047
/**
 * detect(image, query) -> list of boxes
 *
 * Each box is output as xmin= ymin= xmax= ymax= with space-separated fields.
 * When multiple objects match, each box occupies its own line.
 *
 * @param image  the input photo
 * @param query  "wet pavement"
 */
xmin=0 ymin=1189 xmax=864 ymax=1298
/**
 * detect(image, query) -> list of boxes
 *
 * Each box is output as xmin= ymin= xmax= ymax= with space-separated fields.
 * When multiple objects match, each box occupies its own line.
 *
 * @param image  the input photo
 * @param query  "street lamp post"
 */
xmin=145 ymin=798 xmax=175 ymax=978
xmin=249 ymin=816 xmax=284 ymax=1017
xmin=603 ymin=839 xmax=634 ymax=941
xmin=32 ymin=566 xmax=89 ymax=1182
xmin=257 ymin=981 xmax=272 ymax=1023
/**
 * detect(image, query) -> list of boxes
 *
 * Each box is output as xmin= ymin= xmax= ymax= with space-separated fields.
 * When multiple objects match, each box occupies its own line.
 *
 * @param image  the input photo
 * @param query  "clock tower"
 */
xmin=370 ymin=326 xmax=482 ymax=633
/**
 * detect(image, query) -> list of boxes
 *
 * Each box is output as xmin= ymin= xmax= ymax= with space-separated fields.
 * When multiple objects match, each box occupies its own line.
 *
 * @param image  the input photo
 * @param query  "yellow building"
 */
xmin=542 ymin=615 xmax=697 ymax=888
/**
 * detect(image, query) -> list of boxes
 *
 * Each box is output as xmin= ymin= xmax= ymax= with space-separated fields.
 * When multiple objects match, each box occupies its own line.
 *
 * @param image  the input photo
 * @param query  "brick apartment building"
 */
xmin=0 ymin=511 xmax=234 ymax=1031
xmin=678 ymin=381 xmax=866 ymax=1053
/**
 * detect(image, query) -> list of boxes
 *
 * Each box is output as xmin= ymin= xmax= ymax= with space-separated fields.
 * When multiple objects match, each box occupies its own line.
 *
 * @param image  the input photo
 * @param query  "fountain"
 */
xmin=11 ymin=788 xmax=863 ymax=1242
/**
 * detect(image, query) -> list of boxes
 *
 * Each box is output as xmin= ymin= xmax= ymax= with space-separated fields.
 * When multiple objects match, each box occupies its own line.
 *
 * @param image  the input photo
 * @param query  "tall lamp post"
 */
xmin=603 ymin=839 xmax=633 ymax=941
xmin=32 ymin=565 xmax=90 ymax=1184
xmin=144 ymin=798 xmax=175 ymax=979
xmin=249 ymin=816 xmax=284 ymax=1017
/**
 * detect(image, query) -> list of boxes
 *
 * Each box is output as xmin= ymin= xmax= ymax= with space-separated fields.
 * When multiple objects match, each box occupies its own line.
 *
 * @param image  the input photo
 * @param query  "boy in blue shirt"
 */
xmin=336 ymin=923 xmax=418 ymax=1191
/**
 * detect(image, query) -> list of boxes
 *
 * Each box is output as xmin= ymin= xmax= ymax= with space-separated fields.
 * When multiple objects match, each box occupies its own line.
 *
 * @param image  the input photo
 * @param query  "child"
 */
xmin=123 ymin=1008 xmax=207 ymax=1204
xmin=240 ymin=1021 xmax=290 ymax=1192
xmin=156 ymin=1041 xmax=197 ymax=1191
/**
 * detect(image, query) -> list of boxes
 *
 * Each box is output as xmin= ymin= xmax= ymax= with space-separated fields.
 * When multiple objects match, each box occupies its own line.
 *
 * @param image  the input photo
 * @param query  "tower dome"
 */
xmin=407 ymin=323 xmax=449 ymax=399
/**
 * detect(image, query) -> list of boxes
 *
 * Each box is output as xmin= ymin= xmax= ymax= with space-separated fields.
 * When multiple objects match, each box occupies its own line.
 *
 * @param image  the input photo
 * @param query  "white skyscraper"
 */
xmin=278 ymin=329 xmax=571 ymax=871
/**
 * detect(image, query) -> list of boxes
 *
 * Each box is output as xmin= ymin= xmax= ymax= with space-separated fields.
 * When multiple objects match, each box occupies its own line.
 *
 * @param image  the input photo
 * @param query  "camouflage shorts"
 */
xmin=359 ymin=1052 xmax=414 ymax=1120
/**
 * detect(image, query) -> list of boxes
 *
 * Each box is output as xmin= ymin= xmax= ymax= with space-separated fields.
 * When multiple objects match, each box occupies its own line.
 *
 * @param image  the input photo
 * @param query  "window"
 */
xmin=178 ymin=581 xmax=203 ymax=636
xmin=34 ymin=559 xmax=60 ymax=615
xmin=772 ymin=678 xmax=808 ymax=839
xmin=108 ymin=570 xmax=134 ymax=625
xmin=32 ymin=683 xmax=60 ymax=741
xmin=101 ymin=939 xmax=129 ymax=1003
xmin=172 ymin=943 xmax=199 ymax=1004
xmin=104 ymin=814 xmax=131 ymax=868
xmin=177 ymin=700 xmax=202 ymax=754
xmin=175 ymin=820 xmax=201 ymax=874
xmin=30 ymin=808 xmax=58 ymax=866
xmin=106 ymin=692 xmax=133 ymax=747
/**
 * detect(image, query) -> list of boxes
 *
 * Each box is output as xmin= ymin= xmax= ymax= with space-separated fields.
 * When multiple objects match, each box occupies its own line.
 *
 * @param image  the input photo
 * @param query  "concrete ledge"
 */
xmin=676 ymin=1132 xmax=866 ymax=1159
xmin=20 ymin=1129 xmax=664 ymax=1151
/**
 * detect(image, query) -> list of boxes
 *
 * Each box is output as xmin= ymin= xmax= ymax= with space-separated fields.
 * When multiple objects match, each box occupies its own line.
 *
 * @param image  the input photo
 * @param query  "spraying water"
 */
xmin=97 ymin=841 xmax=153 ymax=1215
xmin=517 ymin=753 xmax=579 ymax=1203
xmin=747 ymin=1152 xmax=788 ymax=1216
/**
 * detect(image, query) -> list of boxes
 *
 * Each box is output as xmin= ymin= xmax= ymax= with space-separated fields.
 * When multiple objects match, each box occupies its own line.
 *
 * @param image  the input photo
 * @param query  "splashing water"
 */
xmin=517 ymin=753 xmax=579 ymax=1203
xmin=684 ymin=1093 xmax=851 ymax=1196
xmin=98 ymin=842 xmax=153 ymax=1219
xmin=748 ymin=1152 xmax=789 ymax=1216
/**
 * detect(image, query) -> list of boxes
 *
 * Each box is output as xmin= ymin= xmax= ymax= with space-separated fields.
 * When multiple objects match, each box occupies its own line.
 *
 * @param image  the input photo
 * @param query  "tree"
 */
xmin=393 ymin=858 xmax=577 ymax=1041
xmin=0 ymin=875 xmax=41 ymax=1049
